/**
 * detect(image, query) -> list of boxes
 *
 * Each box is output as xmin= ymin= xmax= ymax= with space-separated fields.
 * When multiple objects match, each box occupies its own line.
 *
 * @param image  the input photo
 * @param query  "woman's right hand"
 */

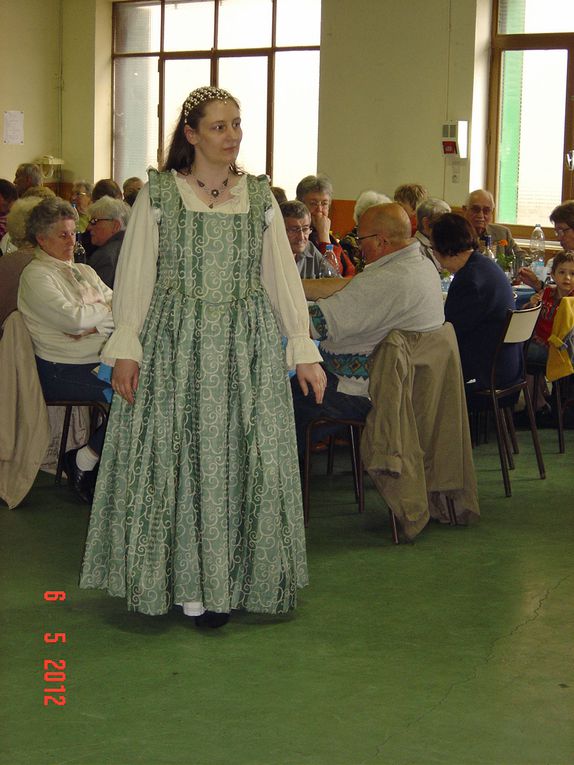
xmin=112 ymin=359 xmax=140 ymax=404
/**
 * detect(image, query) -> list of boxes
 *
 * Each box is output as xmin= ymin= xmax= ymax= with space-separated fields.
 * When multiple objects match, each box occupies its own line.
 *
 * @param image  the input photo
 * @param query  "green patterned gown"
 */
xmin=80 ymin=171 xmax=308 ymax=616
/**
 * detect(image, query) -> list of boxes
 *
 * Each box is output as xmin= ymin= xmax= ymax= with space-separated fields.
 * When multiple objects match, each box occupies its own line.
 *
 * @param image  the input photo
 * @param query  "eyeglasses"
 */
xmin=89 ymin=218 xmax=114 ymax=226
xmin=286 ymin=225 xmax=312 ymax=235
xmin=469 ymin=205 xmax=493 ymax=215
xmin=306 ymin=200 xmax=330 ymax=209
xmin=554 ymin=226 xmax=572 ymax=237
xmin=357 ymin=233 xmax=379 ymax=242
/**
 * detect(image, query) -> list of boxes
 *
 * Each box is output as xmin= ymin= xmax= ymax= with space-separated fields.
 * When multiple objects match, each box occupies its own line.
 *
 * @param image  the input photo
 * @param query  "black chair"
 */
xmin=45 ymin=401 xmax=109 ymax=485
xmin=303 ymin=417 xmax=365 ymax=527
xmin=526 ymin=363 xmax=566 ymax=453
xmin=468 ymin=305 xmax=545 ymax=497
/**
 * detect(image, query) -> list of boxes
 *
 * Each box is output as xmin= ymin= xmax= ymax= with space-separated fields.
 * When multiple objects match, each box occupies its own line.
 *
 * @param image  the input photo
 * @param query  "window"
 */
xmin=488 ymin=0 xmax=574 ymax=234
xmin=112 ymin=0 xmax=321 ymax=198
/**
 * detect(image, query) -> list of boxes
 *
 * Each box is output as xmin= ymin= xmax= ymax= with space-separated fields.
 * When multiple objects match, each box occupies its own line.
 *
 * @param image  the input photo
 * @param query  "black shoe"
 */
xmin=194 ymin=611 xmax=230 ymax=629
xmin=63 ymin=449 xmax=95 ymax=504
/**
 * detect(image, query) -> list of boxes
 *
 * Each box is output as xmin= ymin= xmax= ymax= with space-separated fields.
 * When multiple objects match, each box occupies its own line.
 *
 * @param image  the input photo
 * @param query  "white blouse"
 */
xmin=17 ymin=248 xmax=114 ymax=364
xmin=102 ymin=171 xmax=321 ymax=370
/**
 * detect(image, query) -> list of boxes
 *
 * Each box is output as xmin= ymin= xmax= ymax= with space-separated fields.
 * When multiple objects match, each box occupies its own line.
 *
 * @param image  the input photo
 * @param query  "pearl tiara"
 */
xmin=183 ymin=86 xmax=235 ymax=120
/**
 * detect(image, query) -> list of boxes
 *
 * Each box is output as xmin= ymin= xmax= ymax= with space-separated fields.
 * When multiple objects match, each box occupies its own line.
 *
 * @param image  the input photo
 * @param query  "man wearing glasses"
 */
xmin=85 ymin=196 xmax=131 ymax=288
xmin=280 ymin=200 xmax=340 ymax=279
xmin=296 ymin=174 xmax=356 ymax=276
xmin=463 ymin=188 xmax=523 ymax=263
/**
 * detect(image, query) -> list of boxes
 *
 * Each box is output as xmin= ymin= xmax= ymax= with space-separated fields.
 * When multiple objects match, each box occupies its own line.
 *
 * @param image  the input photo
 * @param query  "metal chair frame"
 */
xmin=469 ymin=305 xmax=545 ymax=497
xmin=45 ymin=401 xmax=109 ymax=485
xmin=303 ymin=417 xmax=365 ymax=527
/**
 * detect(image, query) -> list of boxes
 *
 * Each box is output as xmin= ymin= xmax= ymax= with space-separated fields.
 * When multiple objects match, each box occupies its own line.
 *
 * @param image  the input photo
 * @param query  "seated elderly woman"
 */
xmin=431 ymin=213 xmax=521 ymax=389
xmin=92 ymin=178 xmax=122 ymax=202
xmin=414 ymin=197 xmax=451 ymax=270
xmin=17 ymin=197 xmax=114 ymax=503
xmin=122 ymin=176 xmax=143 ymax=207
xmin=393 ymin=183 xmax=428 ymax=234
xmin=0 ymin=197 xmax=45 ymax=326
xmin=70 ymin=180 xmax=94 ymax=232
xmin=0 ymin=178 xmax=18 ymax=240
xmin=86 ymin=195 xmax=131 ymax=287
xmin=296 ymin=174 xmax=356 ymax=276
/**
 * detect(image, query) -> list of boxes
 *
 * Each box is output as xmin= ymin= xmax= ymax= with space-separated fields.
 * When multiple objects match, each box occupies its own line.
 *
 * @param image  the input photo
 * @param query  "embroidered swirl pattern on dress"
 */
xmin=80 ymin=171 xmax=308 ymax=615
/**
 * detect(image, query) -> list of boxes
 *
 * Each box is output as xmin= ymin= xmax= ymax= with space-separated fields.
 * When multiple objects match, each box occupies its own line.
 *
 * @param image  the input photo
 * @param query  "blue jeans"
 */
xmin=35 ymin=357 xmax=110 ymax=455
xmin=290 ymin=369 xmax=372 ymax=465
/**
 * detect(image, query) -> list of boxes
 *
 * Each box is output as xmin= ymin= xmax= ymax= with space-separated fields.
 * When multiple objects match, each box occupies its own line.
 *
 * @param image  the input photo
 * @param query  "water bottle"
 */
xmin=484 ymin=235 xmax=496 ymax=261
xmin=530 ymin=224 xmax=546 ymax=282
xmin=324 ymin=243 xmax=341 ymax=276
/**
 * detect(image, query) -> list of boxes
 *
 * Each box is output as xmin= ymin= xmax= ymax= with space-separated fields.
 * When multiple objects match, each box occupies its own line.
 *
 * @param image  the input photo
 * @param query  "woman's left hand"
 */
xmin=296 ymin=362 xmax=327 ymax=404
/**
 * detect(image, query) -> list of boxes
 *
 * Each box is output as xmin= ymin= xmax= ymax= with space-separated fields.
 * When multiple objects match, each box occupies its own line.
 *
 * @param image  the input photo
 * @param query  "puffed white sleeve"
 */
xmin=100 ymin=184 xmax=160 ymax=365
xmin=260 ymin=194 xmax=322 ymax=369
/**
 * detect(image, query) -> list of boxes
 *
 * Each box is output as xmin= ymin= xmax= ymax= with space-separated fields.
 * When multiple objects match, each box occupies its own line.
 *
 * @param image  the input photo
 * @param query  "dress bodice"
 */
xmin=148 ymin=169 xmax=271 ymax=303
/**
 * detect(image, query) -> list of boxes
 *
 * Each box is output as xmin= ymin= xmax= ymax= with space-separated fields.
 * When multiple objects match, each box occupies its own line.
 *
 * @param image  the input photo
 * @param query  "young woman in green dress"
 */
xmin=80 ymin=87 xmax=326 ymax=627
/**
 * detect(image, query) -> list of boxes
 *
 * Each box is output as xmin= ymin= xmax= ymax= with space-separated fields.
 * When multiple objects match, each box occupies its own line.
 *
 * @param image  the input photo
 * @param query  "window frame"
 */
xmin=487 ymin=0 xmax=574 ymax=238
xmin=111 ymin=0 xmax=320 ymax=180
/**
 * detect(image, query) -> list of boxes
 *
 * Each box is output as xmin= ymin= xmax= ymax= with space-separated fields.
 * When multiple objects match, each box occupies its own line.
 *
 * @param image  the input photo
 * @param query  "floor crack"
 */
xmin=361 ymin=572 xmax=573 ymax=764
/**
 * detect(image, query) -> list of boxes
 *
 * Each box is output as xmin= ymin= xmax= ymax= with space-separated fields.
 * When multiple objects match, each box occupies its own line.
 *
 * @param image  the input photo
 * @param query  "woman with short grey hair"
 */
xmin=415 ymin=197 xmax=451 ymax=270
xmin=18 ymin=196 xmax=114 ymax=503
xmin=71 ymin=180 xmax=94 ymax=232
xmin=295 ymin=173 xmax=356 ymax=276
xmin=295 ymin=173 xmax=334 ymax=202
xmin=85 ymin=195 xmax=131 ymax=287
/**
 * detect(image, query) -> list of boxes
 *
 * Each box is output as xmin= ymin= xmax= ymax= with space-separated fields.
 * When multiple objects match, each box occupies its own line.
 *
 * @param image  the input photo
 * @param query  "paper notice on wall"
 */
xmin=3 ymin=111 xmax=24 ymax=144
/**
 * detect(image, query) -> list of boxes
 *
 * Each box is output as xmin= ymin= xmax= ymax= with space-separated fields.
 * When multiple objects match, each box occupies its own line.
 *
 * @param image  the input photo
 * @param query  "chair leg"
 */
xmin=326 ymin=435 xmax=335 ymax=474
xmin=349 ymin=426 xmax=359 ymax=501
xmin=303 ymin=424 xmax=314 ymax=527
xmin=504 ymin=406 xmax=519 ymax=454
xmin=523 ymin=386 xmax=546 ymax=480
xmin=481 ymin=409 xmax=489 ymax=444
xmin=469 ymin=409 xmax=477 ymax=447
xmin=347 ymin=426 xmax=365 ymax=513
xmin=354 ymin=426 xmax=364 ymax=514
xmin=446 ymin=495 xmax=457 ymax=526
xmin=491 ymin=396 xmax=512 ymax=497
xmin=554 ymin=379 xmax=565 ymax=454
xmin=55 ymin=405 xmax=73 ymax=486
xmin=388 ymin=509 xmax=400 ymax=545
xmin=500 ymin=407 xmax=515 ymax=471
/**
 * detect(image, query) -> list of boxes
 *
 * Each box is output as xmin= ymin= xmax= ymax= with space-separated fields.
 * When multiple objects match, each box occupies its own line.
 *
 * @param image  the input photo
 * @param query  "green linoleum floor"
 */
xmin=1 ymin=428 xmax=573 ymax=765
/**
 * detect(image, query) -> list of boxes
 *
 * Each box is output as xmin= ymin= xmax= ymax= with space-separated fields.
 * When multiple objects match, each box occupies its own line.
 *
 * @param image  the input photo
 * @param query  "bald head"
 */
xmin=357 ymin=203 xmax=412 ymax=265
xmin=465 ymin=189 xmax=495 ymax=208
xmin=362 ymin=203 xmax=411 ymax=240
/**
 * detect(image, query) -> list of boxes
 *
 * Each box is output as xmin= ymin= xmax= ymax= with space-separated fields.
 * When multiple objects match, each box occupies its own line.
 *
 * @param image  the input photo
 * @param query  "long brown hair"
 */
xmin=162 ymin=90 xmax=242 ymax=175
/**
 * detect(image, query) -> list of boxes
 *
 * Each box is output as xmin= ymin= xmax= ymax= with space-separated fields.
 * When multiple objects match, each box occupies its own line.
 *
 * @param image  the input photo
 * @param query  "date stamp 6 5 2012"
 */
xmin=43 ymin=591 xmax=67 ymax=707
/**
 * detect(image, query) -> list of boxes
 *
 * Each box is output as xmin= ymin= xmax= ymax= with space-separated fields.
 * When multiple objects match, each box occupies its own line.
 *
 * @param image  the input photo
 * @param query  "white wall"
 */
xmin=0 ymin=0 xmax=61 ymax=180
xmin=0 ymin=0 xmax=490 ymax=203
xmin=318 ymin=0 xmax=490 ymax=205
xmin=61 ymin=0 xmax=112 ymax=184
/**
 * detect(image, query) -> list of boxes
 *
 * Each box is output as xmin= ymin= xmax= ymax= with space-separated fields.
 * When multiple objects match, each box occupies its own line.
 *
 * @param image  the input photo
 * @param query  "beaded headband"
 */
xmin=182 ymin=86 xmax=235 ymax=121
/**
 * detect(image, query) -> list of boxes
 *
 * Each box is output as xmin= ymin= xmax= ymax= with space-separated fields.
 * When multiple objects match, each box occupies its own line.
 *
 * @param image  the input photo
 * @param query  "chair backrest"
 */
xmin=503 ymin=304 xmax=542 ymax=344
